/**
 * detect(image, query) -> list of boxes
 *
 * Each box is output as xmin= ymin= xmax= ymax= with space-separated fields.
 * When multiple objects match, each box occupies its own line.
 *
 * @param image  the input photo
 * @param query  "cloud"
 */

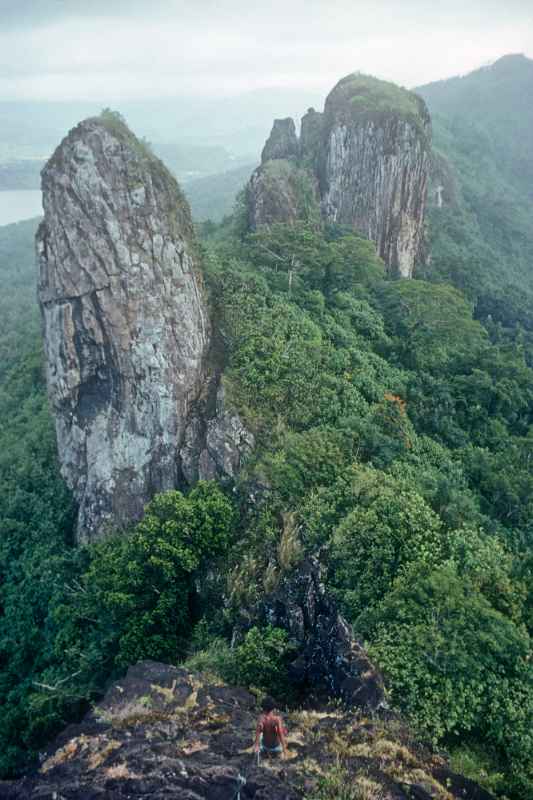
xmin=0 ymin=0 xmax=531 ymax=101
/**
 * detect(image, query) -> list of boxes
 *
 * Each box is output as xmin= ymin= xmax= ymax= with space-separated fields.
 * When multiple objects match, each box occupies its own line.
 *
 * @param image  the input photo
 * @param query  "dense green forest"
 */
xmin=185 ymin=163 xmax=256 ymax=222
xmin=1 ymin=57 xmax=533 ymax=800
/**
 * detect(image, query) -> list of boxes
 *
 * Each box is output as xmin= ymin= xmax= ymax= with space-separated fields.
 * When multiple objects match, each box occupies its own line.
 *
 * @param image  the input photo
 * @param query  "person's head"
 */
xmin=261 ymin=696 xmax=276 ymax=714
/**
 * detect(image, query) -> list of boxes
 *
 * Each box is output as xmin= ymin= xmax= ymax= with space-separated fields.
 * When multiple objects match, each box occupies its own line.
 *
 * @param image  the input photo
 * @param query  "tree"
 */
xmin=376 ymin=280 xmax=487 ymax=372
xmin=329 ymin=468 xmax=443 ymax=619
xmin=58 ymin=483 xmax=235 ymax=669
xmin=359 ymin=563 xmax=533 ymax=791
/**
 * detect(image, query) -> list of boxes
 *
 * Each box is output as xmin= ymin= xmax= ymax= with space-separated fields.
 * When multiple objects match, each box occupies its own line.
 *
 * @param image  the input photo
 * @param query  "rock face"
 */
xmin=300 ymin=107 xmax=323 ymax=166
xmin=260 ymin=117 xmax=299 ymax=163
xmin=248 ymin=74 xmax=432 ymax=277
xmin=247 ymin=159 xmax=319 ymax=229
xmin=247 ymin=113 xmax=320 ymax=230
xmin=0 ymin=661 xmax=496 ymax=800
xmin=37 ymin=115 xmax=218 ymax=541
xmin=427 ymin=150 xmax=459 ymax=209
xmin=180 ymin=383 xmax=255 ymax=485
xmin=236 ymin=557 xmax=386 ymax=711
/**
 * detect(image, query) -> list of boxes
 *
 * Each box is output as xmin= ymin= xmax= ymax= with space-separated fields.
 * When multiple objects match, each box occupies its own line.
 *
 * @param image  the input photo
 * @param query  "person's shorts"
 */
xmin=259 ymin=734 xmax=282 ymax=754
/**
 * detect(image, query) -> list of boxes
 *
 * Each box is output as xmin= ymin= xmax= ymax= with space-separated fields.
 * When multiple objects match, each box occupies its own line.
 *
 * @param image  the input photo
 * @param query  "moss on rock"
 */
xmin=324 ymin=73 xmax=430 ymax=140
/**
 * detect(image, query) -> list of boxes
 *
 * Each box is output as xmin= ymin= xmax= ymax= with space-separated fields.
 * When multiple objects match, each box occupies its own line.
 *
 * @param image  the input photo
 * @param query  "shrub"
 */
xmin=359 ymin=564 xmax=533 ymax=789
xmin=185 ymin=625 xmax=295 ymax=699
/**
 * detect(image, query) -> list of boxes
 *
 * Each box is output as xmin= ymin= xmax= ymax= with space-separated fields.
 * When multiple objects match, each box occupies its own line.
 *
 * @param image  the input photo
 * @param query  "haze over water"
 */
xmin=0 ymin=190 xmax=42 ymax=226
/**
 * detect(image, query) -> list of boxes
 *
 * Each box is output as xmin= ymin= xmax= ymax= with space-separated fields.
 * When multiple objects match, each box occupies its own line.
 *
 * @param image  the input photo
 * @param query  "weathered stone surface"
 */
xmin=299 ymin=107 xmax=323 ymax=166
xmin=1 ymin=661 xmax=496 ymax=800
xmin=236 ymin=557 xmax=386 ymax=711
xmin=247 ymin=159 xmax=320 ymax=229
xmin=37 ymin=116 xmax=210 ymax=541
xmin=320 ymin=114 xmax=429 ymax=277
xmin=319 ymin=76 xmax=431 ymax=276
xmin=248 ymin=74 xmax=432 ymax=277
xmin=180 ymin=384 xmax=255 ymax=485
xmin=261 ymin=118 xmax=299 ymax=163
xmin=427 ymin=149 xmax=459 ymax=209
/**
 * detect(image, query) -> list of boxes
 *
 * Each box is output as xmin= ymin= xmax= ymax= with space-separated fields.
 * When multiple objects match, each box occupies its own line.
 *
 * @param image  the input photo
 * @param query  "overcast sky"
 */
xmin=1 ymin=0 xmax=532 ymax=102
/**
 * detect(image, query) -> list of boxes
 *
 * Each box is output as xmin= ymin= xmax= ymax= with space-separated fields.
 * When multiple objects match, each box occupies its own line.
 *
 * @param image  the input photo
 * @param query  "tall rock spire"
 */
xmin=319 ymin=74 xmax=431 ymax=277
xmin=248 ymin=74 xmax=432 ymax=278
xmin=37 ymin=112 xmax=210 ymax=541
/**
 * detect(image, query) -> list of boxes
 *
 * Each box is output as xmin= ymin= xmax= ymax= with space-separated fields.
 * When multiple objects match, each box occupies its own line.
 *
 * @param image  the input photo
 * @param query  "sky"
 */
xmin=1 ymin=0 xmax=532 ymax=102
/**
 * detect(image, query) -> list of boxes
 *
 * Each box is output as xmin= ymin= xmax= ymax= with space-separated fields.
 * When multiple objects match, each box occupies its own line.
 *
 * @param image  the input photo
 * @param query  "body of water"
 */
xmin=0 ymin=190 xmax=42 ymax=226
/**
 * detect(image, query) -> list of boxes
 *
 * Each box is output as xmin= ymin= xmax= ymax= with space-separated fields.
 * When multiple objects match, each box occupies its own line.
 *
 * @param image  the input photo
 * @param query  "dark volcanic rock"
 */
xmin=431 ymin=768 xmax=496 ymax=800
xmin=0 ymin=662 xmax=496 ymax=800
xmin=261 ymin=118 xmax=300 ymax=163
xmin=237 ymin=557 xmax=386 ymax=711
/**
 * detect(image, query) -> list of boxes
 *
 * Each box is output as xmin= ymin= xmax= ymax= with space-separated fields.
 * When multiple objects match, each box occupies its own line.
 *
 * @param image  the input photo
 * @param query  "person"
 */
xmin=254 ymin=696 xmax=288 ymax=760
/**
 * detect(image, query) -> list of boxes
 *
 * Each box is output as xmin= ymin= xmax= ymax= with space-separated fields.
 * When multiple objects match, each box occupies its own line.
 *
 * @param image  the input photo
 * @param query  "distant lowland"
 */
xmin=0 ymin=88 xmax=319 ymax=220
xmin=0 ymin=145 xmax=255 ymax=227
xmin=0 ymin=159 xmax=44 ymax=191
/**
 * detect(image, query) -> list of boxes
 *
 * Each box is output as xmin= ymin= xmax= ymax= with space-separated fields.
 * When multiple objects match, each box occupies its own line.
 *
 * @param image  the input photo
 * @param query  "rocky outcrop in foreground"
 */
xmin=1 ymin=661 xmax=495 ymax=800
xmin=37 ymin=113 xmax=251 ymax=541
xmin=248 ymin=74 xmax=431 ymax=277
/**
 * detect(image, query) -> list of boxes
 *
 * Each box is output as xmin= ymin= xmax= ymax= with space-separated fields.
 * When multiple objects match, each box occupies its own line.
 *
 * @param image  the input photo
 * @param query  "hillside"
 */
xmin=0 ymin=161 xmax=43 ymax=190
xmin=419 ymin=54 xmax=533 ymax=196
xmin=1 ymin=214 xmax=532 ymax=796
xmin=416 ymin=54 xmax=533 ymax=329
xmin=185 ymin=163 xmax=256 ymax=222
xmin=0 ymin=218 xmax=41 ymax=378
xmin=0 ymin=63 xmax=532 ymax=800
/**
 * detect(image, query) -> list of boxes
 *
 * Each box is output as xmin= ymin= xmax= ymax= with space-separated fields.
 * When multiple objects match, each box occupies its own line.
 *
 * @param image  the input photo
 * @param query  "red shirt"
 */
xmin=256 ymin=712 xmax=284 ymax=747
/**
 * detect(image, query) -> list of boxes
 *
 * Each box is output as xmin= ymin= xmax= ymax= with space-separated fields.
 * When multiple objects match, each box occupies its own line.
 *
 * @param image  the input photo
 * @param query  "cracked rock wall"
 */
xmin=320 ymin=114 xmax=430 ymax=277
xmin=37 ymin=117 xmax=210 ymax=541
xmin=248 ymin=76 xmax=432 ymax=277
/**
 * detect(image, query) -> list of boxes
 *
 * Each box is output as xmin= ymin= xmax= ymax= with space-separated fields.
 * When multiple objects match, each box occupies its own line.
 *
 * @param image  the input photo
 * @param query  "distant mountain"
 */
xmin=151 ymin=143 xmax=251 ymax=184
xmin=416 ymin=54 xmax=533 ymax=315
xmin=185 ymin=163 xmax=255 ymax=222
xmin=418 ymin=54 xmax=533 ymax=196
xmin=0 ymin=142 xmax=247 ymax=190
xmin=0 ymin=87 xmax=322 ymax=166
xmin=0 ymin=159 xmax=43 ymax=190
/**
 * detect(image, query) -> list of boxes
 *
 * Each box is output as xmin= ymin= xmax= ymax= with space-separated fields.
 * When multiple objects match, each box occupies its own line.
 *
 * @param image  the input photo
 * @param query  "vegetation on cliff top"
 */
xmin=96 ymin=109 xmax=195 ymax=239
xmin=49 ymin=109 xmax=195 ymax=242
xmin=325 ymin=73 xmax=429 ymax=137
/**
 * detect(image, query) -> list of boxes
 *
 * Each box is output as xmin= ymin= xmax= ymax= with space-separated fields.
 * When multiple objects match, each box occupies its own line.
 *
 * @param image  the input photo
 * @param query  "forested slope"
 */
xmin=185 ymin=162 xmax=255 ymax=222
xmin=0 ymin=59 xmax=532 ymax=799
xmin=419 ymin=54 xmax=533 ymax=197
xmin=417 ymin=54 xmax=533 ymax=339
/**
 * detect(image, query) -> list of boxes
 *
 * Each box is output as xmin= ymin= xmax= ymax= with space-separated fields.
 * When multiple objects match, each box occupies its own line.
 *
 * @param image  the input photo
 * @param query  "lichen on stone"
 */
xmin=324 ymin=72 xmax=430 ymax=140
xmin=37 ymin=114 xmax=210 ymax=541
